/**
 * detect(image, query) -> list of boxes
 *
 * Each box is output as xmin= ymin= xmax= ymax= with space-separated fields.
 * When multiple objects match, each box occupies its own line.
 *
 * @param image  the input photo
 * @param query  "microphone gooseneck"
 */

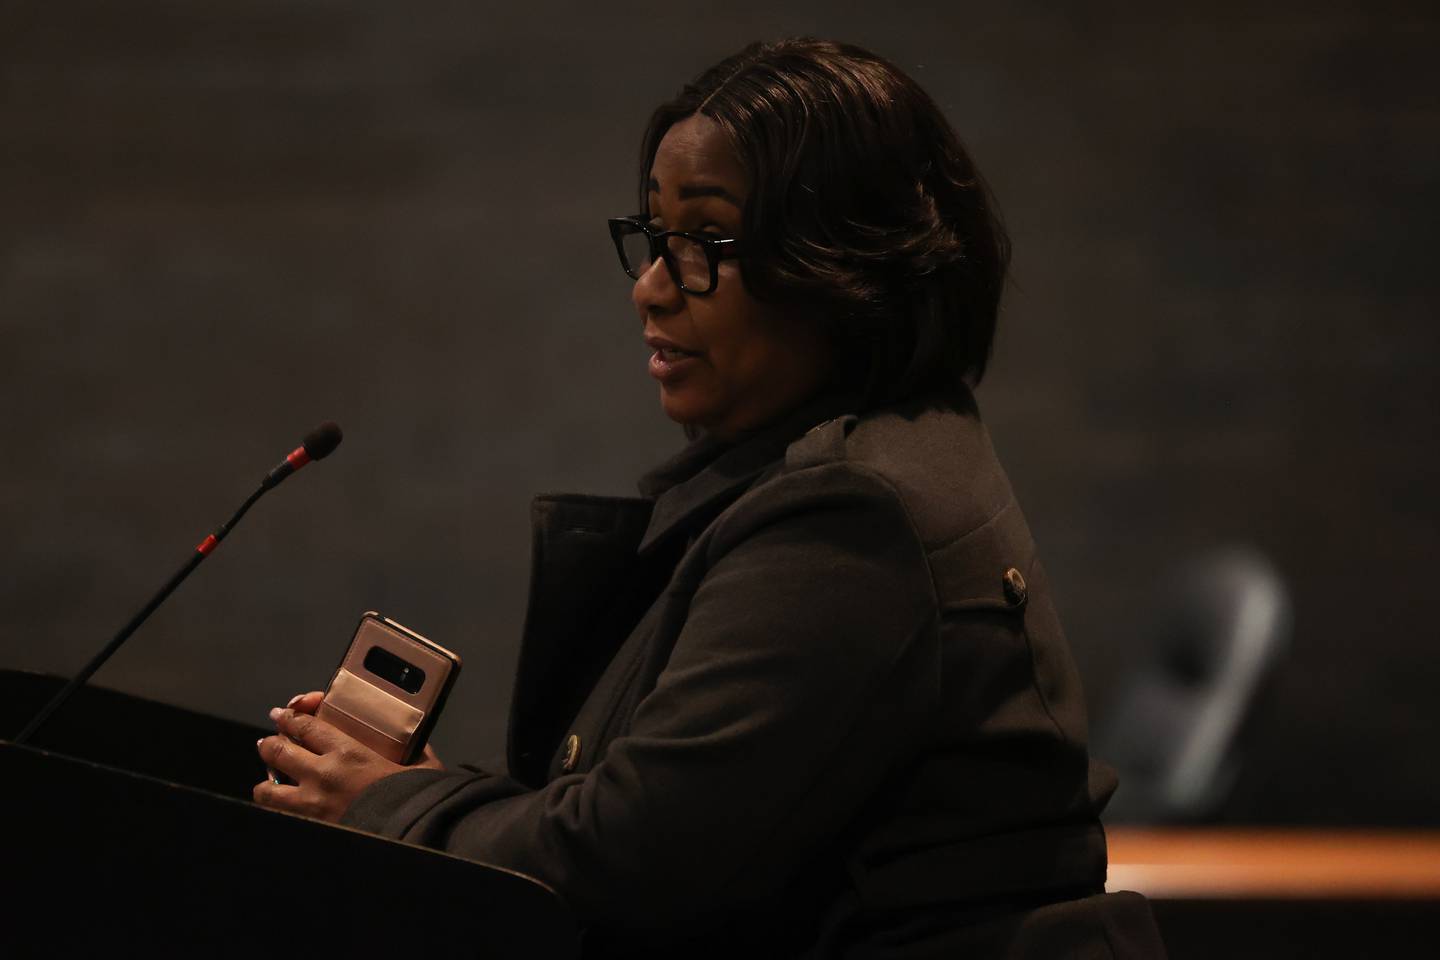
xmin=11 ymin=422 xmax=344 ymax=746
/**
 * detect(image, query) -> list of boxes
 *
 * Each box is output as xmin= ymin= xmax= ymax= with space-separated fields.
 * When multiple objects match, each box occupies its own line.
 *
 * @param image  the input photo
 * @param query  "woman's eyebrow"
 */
xmin=647 ymin=177 xmax=742 ymax=208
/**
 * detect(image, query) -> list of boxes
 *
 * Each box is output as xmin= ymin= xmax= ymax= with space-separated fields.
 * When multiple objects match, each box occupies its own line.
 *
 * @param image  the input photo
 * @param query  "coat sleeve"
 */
xmin=342 ymin=462 xmax=940 ymax=938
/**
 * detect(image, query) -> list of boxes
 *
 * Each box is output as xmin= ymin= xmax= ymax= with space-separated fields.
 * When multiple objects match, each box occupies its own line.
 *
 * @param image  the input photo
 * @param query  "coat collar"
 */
xmin=635 ymin=392 xmax=859 ymax=557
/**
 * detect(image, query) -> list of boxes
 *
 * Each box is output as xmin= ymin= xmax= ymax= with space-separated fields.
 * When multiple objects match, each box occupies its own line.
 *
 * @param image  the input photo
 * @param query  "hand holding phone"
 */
xmin=316 ymin=612 xmax=462 ymax=765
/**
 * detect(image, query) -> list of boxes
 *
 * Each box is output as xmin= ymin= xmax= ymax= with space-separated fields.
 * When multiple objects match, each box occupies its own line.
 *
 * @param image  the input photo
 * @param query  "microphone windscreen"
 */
xmin=302 ymin=421 xmax=344 ymax=461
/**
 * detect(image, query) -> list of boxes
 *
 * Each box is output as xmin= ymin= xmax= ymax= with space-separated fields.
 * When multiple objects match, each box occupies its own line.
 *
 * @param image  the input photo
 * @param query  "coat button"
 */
xmin=561 ymin=734 xmax=581 ymax=773
xmin=1002 ymin=567 xmax=1028 ymax=606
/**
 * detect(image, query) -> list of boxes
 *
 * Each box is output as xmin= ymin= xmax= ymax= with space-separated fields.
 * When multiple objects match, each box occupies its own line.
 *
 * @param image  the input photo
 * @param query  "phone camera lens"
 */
xmin=362 ymin=645 xmax=426 ymax=694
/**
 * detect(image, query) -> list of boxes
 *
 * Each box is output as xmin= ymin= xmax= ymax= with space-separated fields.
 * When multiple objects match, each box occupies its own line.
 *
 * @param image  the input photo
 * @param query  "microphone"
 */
xmin=263 ymin=421 xmax=343 ymax=490
xmin=12 ymin=421 xmax=344 ymax=746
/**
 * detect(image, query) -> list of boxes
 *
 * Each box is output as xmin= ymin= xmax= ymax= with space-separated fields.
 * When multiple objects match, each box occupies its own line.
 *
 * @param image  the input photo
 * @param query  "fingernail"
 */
xmin=268 ymin=707 xmax=282 ymax=723
xmin=256 ymin=738 xmax=264 ymax=749
xmin=286 ymin=694 xmax=304 ymax=709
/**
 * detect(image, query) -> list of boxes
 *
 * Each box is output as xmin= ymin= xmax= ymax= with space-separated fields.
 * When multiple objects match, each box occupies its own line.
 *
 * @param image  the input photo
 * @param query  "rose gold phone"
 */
xmin=316 ymin=612 xmax=461 ymax=765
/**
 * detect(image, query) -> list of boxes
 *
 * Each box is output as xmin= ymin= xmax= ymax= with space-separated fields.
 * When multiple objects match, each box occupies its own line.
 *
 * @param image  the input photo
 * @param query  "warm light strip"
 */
xmin=1105 ymin=828 xmax=1440 ymax=899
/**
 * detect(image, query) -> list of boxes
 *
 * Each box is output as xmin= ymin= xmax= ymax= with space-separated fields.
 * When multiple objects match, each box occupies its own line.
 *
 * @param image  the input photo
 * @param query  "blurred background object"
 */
xmin=1 ymin=1 xmax=1437 ymax=829
xmin=1096 ymin=546 xmax=1292 ymax=823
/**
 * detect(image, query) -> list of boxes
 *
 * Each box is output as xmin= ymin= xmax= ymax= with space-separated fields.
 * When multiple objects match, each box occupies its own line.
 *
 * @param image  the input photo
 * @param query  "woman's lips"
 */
xmin=648 ymin=347 xmax=702 ymax=381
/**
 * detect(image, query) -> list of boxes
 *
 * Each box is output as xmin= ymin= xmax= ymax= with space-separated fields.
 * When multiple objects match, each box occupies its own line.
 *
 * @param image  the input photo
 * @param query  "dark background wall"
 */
xmin=2 ymin=1 xmax=1436 ymax=823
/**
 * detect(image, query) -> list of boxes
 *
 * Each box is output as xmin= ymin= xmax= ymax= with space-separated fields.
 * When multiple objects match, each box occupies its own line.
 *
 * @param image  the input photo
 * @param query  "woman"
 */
xmin=254 ymin=39 xmax=1165 ymax=957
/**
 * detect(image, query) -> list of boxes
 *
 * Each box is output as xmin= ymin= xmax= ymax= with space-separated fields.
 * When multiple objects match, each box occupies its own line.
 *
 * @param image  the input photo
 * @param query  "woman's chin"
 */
xmin=659 ymin=387 xmax=709 ymax=429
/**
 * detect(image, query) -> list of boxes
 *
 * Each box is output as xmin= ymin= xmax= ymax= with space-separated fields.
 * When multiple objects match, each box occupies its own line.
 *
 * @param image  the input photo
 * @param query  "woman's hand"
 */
xmin=252 ymin=691 xmax=443 ymax=822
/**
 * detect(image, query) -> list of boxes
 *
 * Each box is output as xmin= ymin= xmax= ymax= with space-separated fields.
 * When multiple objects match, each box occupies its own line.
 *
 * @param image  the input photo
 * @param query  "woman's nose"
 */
xmin=631 ymin=257 xmax=683 ymax=317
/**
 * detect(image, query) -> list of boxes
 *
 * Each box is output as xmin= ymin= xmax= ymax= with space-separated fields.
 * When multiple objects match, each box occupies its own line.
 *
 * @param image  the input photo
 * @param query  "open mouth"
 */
xmin=648 ymin=344 xmax=702 ymax=381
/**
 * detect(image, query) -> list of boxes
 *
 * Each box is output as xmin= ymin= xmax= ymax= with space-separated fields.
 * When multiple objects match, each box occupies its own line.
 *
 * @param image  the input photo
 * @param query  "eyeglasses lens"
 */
xmin=665 ymin=235 xmax=711 ymax=292
xmin=620 ymin=229 xmax=653 ymax=278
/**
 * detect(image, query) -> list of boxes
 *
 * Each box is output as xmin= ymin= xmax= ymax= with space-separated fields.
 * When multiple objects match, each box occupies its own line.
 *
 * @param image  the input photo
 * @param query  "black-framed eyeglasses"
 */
xmin=607 ymin=216 xmax=740 ymax=295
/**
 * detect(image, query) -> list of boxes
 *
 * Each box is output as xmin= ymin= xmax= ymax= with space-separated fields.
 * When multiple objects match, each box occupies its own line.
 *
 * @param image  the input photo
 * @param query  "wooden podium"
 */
xmin=1 ymin=669 xmax=581 ymax=957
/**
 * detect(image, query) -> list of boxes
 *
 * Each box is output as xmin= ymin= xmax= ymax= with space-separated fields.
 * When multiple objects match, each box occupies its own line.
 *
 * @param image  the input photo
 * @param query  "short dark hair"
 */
xmin=639 ymin=38 xmax=1011 ymax=403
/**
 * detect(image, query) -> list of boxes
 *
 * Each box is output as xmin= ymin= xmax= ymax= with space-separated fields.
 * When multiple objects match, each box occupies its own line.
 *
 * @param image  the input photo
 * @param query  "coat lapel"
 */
xmin=636 ymin=393 xmax=860 ymax=557
xmin=507 ymin=494 xmax=658 ymax=786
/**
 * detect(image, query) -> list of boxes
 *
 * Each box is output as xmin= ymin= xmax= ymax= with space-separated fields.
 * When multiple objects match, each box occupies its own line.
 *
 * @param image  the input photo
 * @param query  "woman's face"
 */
xmin=634 ymin=114 xmax=832 ymax=439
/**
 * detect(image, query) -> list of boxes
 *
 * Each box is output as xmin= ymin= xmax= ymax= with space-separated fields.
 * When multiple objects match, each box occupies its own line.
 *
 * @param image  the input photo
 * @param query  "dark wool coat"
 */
xmin=342 ymin=390 xmax=1166 ymax=958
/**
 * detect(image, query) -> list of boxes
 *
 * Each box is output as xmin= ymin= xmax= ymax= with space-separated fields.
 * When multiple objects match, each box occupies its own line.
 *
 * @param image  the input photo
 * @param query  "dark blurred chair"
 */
xmin=1095 ymin=546 xmax=1291 ymax=823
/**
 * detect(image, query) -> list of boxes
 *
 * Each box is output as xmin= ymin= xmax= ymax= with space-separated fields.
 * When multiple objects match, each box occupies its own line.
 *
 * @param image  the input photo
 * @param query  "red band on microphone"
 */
xmin=286 ymin=446 xmax=311 ymax=470
xmin=197 ymin=535 xmax=219 ymax=556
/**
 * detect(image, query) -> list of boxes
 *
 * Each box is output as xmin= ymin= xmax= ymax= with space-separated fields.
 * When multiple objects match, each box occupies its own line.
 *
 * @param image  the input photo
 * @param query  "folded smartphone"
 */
xmin=316 ymin=612 xmax=461 ymax=765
